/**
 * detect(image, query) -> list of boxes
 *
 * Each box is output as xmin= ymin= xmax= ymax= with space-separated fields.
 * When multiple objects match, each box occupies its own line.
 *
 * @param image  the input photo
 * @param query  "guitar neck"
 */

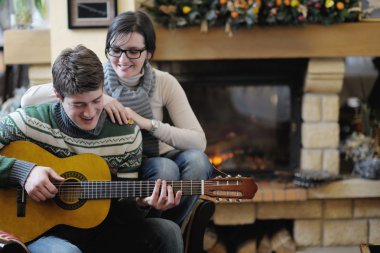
xmin=59 ymin=180 xmax=205 ymax=200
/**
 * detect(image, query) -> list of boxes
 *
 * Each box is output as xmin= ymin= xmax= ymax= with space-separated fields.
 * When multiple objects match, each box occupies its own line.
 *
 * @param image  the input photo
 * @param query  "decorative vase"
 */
xmin=11 ymin=0 xmax=33 ymax=29
xmin=354 ymin=159 xmax=380 ymax=179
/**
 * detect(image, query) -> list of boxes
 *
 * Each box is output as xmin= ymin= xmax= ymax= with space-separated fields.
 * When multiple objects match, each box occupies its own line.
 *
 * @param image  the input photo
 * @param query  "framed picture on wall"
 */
xmin=68 ymin=0 xmax=117 ymax=29
xmin=360 ymin=0 xmax=380 ymax=21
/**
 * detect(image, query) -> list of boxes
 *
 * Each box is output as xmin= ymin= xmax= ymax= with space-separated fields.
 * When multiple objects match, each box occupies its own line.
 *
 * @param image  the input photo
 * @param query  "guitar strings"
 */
xmin=53 ymin=180 xmax=245 ymax=198
xmin=53 ymin=181 xmax=242 ymax=185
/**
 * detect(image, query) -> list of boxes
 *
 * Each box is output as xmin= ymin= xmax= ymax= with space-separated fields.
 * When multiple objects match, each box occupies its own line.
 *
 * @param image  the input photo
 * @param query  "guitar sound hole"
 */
xmin=59 ymin=179 xmax=82 ymax=204
xmin=55 ymin=171 xmax=86 ymax=210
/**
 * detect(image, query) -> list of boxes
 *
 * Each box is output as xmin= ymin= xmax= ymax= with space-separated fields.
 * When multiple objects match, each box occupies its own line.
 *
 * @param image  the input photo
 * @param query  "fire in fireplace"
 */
xmin=155 ymin=59 xmax=308 ymax=180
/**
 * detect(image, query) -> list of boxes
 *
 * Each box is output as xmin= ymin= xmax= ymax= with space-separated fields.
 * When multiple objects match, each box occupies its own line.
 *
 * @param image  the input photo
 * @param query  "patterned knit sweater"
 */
xmin=0 ymin=103 xmax=142 ymax=187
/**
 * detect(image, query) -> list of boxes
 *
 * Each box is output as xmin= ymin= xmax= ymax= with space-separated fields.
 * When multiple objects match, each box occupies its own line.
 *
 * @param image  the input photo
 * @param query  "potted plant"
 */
xmin=12 ymin=0 xmax=33 ymax=29
xmin=344 ymin=100 xmax=380 ymax=179
xmin=11 ymin=0 xmax=48 ymax=29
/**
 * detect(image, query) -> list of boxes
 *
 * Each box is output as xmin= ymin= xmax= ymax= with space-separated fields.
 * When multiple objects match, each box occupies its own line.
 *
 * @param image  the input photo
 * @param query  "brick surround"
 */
xmin=207 ymin=58 xmax=380 ymax=249
xmin=209 ymin=180 xmax=380 ymax=248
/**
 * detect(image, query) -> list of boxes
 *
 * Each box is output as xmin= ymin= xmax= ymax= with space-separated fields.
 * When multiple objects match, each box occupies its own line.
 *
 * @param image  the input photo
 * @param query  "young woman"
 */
xmin=21 ymin=10 xmax=212 ymax=225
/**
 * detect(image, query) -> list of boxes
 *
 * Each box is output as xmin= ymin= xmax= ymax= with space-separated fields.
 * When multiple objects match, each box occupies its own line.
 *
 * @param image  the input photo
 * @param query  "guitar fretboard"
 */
xmin=57 ymin=180 xmax=205 ymax=200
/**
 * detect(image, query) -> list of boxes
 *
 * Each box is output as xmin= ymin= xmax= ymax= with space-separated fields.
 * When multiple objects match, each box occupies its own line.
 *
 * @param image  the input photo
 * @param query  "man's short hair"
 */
xmin=52 ymin=45 xmax=104 ymax=99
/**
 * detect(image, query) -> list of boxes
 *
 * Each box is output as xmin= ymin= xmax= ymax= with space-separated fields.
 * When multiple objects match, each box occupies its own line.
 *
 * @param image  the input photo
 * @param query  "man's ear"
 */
xmin=54 ymin=89 xmax=63 ymax=102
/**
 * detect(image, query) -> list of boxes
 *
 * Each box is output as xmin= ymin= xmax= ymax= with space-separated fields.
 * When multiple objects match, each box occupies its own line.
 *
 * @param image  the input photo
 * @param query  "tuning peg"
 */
xmin=215 ymin=198 xmax=220 ymax=202
xmin=228 ymin=198 xmax=233 ymax=202
xmin=226 ymin=175 xmax=231 ymax=178
xmin=236 ymin=199 xmax=242 ymax=202
xmin=236 ymin=174 xmax=242 ymax=178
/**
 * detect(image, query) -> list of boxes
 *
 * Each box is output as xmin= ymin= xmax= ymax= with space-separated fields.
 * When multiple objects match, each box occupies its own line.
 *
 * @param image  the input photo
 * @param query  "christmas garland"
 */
xmin=144 ymin=0 xmax=361 ymax=35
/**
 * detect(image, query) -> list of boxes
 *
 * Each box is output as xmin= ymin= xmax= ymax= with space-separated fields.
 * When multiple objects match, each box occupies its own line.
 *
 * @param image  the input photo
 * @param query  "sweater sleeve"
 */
xmin=153 ymin=71 xmax=207 ymax=151
xmin=0 ymin=113 xmax=36 ymax=187
xmin=8 ymin=160 xmax=36 ymax=186
xmin=21 ymin=83 xmax=58 ymax=107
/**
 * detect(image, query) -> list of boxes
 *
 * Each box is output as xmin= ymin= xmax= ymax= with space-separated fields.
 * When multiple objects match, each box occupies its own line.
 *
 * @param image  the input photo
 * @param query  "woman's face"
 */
xmin=108 ymin=32 xmax=151 ymax=79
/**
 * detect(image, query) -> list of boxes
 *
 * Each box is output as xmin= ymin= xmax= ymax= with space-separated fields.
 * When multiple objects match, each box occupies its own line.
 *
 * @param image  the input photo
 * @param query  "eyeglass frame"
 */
xmin=105 ymin=47 xmax=146 ymax=59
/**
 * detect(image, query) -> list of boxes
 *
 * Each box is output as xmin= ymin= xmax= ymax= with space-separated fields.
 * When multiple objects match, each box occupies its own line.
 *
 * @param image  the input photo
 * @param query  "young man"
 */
xmin=0 ymin=45 xmax=183 ymax=253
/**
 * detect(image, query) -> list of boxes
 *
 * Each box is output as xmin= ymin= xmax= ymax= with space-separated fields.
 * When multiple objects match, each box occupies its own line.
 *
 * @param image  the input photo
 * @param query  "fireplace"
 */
xmin=152 ymin=27 xmax=380 ymax=250
xmin=156 ymin=59 xmax=308 ymax=180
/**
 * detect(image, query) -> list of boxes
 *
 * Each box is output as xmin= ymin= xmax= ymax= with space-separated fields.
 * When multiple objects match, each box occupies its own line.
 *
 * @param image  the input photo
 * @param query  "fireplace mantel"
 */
xmin=154 ymin=23 xmax=380 ymax=61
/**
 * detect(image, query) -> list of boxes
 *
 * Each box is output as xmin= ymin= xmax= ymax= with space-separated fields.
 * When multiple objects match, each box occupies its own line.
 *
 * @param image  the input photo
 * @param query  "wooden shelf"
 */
xmin=154 ymin=22 xmax=380 ymax=61
xmin=4 ymin=29 xmax=51 ymax=65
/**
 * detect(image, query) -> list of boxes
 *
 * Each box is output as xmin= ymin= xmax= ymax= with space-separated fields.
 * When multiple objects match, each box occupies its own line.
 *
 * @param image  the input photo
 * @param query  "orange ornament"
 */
xmin=336 ymin=1 xmax=344 ymax=9
xmin=219 ymin=0 xmax=228 ymax=4
xmin=256 ymin=0 xmax=262 ymax=7
xmin=231 ymin=11 xmax=239 ymax=18
xmin=240 ymin=1 xmax=248 ymax=9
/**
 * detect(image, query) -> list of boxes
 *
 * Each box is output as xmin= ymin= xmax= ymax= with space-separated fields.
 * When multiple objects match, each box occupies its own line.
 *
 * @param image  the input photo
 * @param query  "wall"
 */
xmin=50 ymin=0 xmax=134 ymax=63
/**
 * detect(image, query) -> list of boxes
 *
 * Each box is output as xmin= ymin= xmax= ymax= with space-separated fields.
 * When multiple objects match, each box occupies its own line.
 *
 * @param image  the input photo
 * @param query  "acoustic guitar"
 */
xmin=0 ymin=141 xmax=258 ymax=243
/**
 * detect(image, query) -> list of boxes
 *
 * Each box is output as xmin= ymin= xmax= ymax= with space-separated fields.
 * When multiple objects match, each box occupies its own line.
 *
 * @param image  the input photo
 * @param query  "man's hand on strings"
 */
xmin=136 ymin=179 xmax=181 ymax=211
xmin=25 ymin=166 xmax=64 ymax=202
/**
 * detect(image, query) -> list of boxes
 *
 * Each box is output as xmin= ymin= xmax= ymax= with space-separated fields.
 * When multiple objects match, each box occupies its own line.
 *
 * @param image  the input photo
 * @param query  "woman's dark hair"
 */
xmin=52 ymin=45 xmax=103 ymax=99
xmin=105 ymin=10 xmax=156 ymax=58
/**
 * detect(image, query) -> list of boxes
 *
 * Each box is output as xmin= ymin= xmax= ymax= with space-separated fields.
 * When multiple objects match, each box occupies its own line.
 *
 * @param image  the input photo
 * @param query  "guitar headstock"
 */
xmin=204 ymin=176 xmax=258 ymax=200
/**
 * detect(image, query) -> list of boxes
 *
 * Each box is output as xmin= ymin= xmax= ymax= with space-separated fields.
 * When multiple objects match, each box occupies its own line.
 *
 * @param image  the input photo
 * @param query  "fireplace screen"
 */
xmin=157 ymin=59 xmax=306 ymax=179
xmin=184 ymin=84 xmax=298 ymax=179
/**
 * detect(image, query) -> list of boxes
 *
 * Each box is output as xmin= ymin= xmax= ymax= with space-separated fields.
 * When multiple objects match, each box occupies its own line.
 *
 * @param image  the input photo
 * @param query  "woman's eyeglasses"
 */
xmin=106 ymin=47 xmax=146 ymax=59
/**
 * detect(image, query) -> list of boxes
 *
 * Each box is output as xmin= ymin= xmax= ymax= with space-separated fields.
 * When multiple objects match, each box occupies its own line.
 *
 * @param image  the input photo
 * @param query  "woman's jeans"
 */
xmin=140 ymin=149 xmax=212 ymax=225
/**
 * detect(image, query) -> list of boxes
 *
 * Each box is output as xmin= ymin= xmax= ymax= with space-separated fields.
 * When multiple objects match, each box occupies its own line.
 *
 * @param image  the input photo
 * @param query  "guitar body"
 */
xmin=0 ymin=141 xmax=111 ymax=243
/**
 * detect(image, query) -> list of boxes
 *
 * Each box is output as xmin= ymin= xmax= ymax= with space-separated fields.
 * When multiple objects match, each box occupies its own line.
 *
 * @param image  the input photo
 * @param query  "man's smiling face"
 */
xmin=59 ymin=88 xmax=104 ymax=131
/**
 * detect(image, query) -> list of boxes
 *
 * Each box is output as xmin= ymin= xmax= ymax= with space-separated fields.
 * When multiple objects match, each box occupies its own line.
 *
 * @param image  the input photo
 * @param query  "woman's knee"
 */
xmin=176 ymin=150 xmax=212 ymax=179
xmin=180 ymin=150 xmax=211 ymax=167
xmin=140 ymin=157 xmax=180 ymax=180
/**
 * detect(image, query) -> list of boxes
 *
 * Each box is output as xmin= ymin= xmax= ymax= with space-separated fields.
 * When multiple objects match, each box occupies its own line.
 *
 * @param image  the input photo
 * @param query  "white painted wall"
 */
xmin=50 ymin=1 xmax=134 ymax=63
